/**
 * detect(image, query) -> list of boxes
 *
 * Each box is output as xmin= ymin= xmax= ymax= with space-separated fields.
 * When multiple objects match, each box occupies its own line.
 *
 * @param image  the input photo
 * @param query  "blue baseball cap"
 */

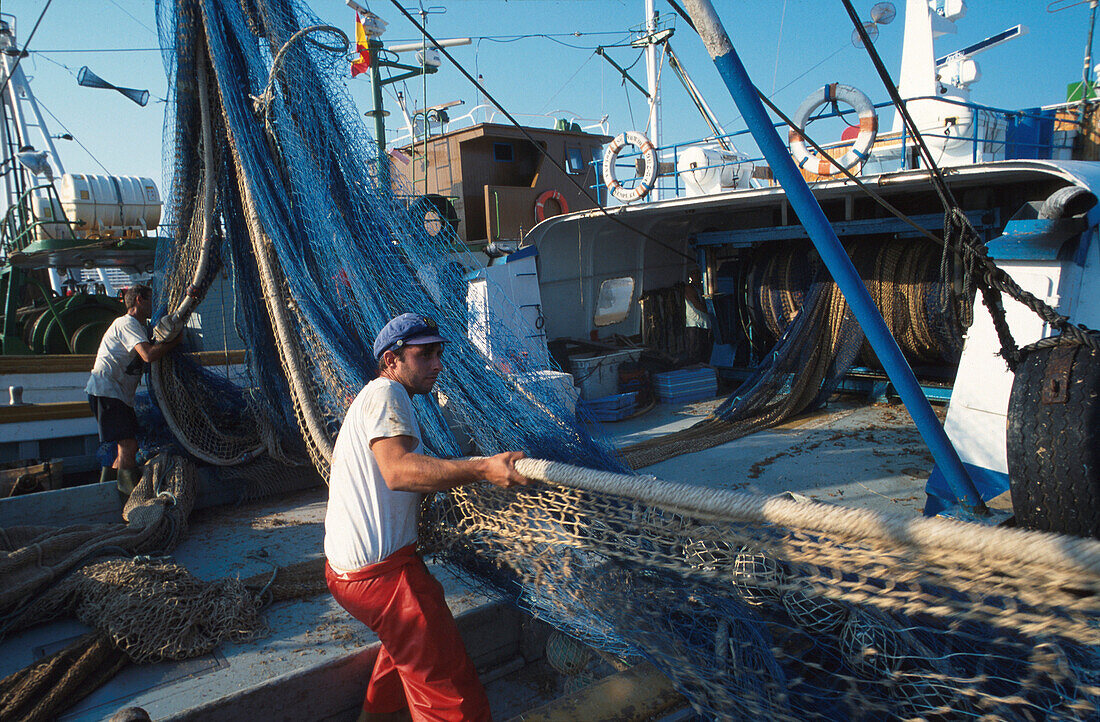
xmin=373 ymin=313 xmax=446 ymax=359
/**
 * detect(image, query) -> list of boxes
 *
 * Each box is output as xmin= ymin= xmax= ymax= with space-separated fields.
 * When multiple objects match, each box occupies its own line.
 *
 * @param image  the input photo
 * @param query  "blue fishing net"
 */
xmin=152 ymin=0 xmax=623 ymax=473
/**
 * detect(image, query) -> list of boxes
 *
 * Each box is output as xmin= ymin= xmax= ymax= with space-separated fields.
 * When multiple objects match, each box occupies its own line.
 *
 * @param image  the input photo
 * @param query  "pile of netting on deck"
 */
xmin=428 ymin=459 xmax=1100 ymax=721
xmin=623 ymin=237 xmax=966 ymax=469
xmin=145 ymin=0 xmax=1100 ymax=720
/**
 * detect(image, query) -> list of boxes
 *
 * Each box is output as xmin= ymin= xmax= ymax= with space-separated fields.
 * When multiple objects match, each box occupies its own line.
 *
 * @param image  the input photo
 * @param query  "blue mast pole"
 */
xmin=682 ymin=0 xmax=987 ymax=515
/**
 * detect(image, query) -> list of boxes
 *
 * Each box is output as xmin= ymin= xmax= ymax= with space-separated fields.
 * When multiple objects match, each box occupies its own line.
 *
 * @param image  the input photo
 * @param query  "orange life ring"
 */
xmin=534 ymin=189 xmax=568 ymax=222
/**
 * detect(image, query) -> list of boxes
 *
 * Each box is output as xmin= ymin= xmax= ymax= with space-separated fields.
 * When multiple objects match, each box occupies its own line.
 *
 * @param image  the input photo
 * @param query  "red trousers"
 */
xmin=325 ymin=545 xmax=491 ymax=721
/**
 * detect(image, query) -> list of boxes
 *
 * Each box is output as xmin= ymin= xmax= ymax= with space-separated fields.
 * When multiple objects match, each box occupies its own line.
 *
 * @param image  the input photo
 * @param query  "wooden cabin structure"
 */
xmin=393 ymin=122 xmax=610 ymax=251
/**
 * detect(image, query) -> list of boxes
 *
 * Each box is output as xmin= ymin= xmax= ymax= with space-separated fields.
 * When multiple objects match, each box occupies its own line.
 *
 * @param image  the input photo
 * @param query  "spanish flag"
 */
xmin=351 ymin=12 xmax=371 ymax=77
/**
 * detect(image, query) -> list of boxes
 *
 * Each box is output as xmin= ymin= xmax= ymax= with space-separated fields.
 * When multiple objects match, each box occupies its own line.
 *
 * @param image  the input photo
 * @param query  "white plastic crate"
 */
xmin=568 ymin=349 xmax=643 ymax=401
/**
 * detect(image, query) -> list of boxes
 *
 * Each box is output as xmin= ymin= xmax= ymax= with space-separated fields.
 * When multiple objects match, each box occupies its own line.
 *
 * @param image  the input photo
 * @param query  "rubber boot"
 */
xmin=116 ymin=467 xmax=139 ymax=499
xmin=99 ymin=467 xmax=118 ymax=485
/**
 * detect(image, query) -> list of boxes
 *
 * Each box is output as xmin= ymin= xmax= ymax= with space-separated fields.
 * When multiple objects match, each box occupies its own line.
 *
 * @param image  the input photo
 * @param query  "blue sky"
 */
xmin=2 ymin=1 xmax=1093 ymax=194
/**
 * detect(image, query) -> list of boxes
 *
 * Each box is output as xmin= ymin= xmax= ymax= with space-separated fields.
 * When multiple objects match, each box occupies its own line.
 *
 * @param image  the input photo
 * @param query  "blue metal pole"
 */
xmin=682 ymin=0 xmax=986 ymax=514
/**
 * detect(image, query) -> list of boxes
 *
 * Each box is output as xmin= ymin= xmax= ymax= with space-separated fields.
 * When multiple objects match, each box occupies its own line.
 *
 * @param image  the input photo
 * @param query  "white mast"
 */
xmin=0 ymin=18 xmax=68 ymax=290
xmin=645 ymin=0 xmax=661 ymax=200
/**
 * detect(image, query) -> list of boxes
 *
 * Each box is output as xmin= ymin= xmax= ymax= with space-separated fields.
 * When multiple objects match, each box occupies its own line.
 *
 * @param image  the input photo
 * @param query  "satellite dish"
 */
xmin=870 ymin=2 xmax=897 ymax=26
xmin=851 ymin=22 xmax=879 ymax=48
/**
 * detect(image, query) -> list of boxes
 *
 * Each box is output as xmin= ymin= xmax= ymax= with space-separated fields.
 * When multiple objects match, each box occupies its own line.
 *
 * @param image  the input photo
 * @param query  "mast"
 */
xmin=644 ymin=0 xmax=660 ymax=200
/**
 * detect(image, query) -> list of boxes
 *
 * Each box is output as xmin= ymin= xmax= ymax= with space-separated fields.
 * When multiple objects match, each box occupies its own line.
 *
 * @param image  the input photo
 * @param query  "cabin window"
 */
xmin=566 ymin=147 xmax=585 ymax=174
xmin=493 ymin=142 xmax=514 ymax=162
xmin=594 ymin=276 xmax=635 ymax=327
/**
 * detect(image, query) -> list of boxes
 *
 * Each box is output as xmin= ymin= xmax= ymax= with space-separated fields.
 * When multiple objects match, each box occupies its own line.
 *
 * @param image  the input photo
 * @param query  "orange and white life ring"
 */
xmin=602 ymin=130 xmax=658 ymax=202
xmin=534 ymin=189 xmax=568 ymax=222
xmin=788 ymin=83 xmax=878 ymax=177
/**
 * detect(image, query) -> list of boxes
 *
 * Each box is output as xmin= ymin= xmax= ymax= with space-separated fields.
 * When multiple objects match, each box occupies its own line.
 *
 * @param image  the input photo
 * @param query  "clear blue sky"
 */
xmin=2 ymin=0 xmax=1093 ymax=194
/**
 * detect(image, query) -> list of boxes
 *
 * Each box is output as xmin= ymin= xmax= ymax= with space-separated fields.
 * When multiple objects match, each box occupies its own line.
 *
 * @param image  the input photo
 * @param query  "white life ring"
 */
xmin=602 ymin=131 xmax=658 ymax=202
xmin=788 ymin=83 xmax=878 ymax=177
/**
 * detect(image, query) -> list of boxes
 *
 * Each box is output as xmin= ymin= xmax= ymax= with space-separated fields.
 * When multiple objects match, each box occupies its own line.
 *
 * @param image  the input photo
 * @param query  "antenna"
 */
xmin=851 ymin=2 xmax=895 ymax=48
xmin=76 ymin=67 xmax=150 ymax=107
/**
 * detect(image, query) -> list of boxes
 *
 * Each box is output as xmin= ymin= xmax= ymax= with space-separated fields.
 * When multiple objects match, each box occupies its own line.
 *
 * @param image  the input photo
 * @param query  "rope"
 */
xmin=514 ymin=457 xmax=1100 ymax=577
xmin=251 ymin=25 xmax=349 ymax=134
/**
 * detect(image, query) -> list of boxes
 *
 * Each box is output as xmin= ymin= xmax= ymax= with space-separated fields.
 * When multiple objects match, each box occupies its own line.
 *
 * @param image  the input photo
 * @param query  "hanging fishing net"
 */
xmin=150 ymin=0 xmax=622 ymax=480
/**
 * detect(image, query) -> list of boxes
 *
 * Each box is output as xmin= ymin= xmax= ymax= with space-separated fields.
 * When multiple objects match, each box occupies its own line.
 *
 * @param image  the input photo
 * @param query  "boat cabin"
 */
xmin=392 ymin=122 xmax=610 ymax=253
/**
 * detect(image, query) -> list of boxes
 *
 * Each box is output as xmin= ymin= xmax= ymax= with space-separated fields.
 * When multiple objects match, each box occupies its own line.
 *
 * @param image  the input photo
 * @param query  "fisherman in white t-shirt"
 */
xmin=324 ymin=313 xmax=528 ymax=722
xmin=85 ymin=284 xmax=181 ymax=496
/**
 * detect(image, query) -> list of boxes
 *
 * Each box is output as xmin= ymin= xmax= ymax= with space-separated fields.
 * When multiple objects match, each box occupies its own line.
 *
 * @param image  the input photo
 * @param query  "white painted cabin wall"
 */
xmin=944 ymin=229 xmax=1099 ymax=474
xmin=534 ymin=224 xmax=691 ymax=342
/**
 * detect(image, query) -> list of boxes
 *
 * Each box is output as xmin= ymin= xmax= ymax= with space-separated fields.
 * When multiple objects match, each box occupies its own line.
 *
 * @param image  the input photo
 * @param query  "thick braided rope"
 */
xmin=948 ymin=207 xmax=1100 ymax=358
xmin=211 ymin=43 xmax=335 ymax=469
xmin=514 ymin=458 xmax=1100 ymax=578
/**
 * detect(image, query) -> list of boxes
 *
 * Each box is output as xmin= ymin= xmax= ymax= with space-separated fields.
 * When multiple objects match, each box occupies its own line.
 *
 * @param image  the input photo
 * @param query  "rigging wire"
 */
xmin=105 ymin=0 xmax=159 ymax=38
xmin=30 ymin=48 xmax=162 ymax=54
xmin=385 ymin=0 xmax=695 ymax=263
xmin=624 ymin=80 xmax=638 ymax=131
xmin=539 ymin=51 xmax=598 ymax=113
xmin=34 ymin=98 xmax=113 ymax=176
xmin=771 ymin=0 xmax=788 ymax=95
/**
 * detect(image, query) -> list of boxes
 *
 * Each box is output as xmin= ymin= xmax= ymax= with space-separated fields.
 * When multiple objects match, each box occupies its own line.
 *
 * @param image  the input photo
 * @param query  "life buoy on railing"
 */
xmin=788 ymin=83 xmax=878 ymax=177
xmin=534 ymin=189 xmax=568 ymax=222
xmin=602 ymin=131 xmax=658 ymax=202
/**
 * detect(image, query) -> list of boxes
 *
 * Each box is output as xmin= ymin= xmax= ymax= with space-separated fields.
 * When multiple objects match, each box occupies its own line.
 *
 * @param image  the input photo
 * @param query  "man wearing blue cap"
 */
xmin=325 ymin=312 xmax=528 ymax=722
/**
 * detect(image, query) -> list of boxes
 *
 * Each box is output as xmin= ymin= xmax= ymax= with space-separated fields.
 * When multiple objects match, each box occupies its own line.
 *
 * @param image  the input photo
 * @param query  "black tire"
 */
xmin=1007 ymin=344 xmax=1100 ymax=538
xmin=410 ymin=194 xmax=459 ymax=239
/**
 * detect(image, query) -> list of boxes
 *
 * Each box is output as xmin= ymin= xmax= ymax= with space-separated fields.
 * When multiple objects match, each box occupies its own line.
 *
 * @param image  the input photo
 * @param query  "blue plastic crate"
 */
xmin=579 ymin=391 xmax=637 ymax=421
xmin=653 ymin=368 xmax=717 ymax=404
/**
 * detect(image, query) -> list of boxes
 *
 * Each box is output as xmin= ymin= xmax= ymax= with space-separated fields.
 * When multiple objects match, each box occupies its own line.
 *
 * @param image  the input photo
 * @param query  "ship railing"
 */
xmin=593 ymin=97 xmax=1081 ymax=204
xmin=0 ymin=183 xmax=79 ymax=259
xmin=388 ymin=103 xmax=610 ymax=147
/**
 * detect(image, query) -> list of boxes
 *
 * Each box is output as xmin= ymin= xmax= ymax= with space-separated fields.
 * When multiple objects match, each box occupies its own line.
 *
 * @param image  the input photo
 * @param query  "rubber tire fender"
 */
xmin=410 ymin=194 xmax=459 ymax=238
xmin=1006 ymin=345 xmax=1100 ymax=538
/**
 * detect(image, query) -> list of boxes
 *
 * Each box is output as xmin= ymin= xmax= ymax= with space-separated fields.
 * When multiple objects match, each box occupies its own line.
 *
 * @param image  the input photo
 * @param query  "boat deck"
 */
xmin=599 ymin=394 xmax=943 ymax=517
xmin=0 ymin=390 xmax=955 ymax=720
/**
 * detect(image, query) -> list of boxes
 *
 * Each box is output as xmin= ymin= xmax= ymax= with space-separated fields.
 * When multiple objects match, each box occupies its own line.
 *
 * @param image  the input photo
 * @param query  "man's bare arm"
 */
xmin=372 ymin=435 xmax=528 ymax=493
xmin=133 ymin=333 xmax=182 ymax=363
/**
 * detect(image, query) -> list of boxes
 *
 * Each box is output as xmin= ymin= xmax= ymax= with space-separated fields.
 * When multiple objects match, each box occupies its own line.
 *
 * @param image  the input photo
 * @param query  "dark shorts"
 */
xmin=88 ymin=395 xmax=139 ymax=443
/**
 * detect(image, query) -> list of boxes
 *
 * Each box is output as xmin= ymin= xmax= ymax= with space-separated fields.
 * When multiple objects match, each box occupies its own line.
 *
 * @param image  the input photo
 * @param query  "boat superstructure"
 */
xmin=513 ymin=0 xmax=1100 ymax=519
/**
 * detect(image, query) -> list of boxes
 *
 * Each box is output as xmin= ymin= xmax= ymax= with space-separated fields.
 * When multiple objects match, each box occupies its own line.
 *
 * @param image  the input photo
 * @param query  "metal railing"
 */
xmin=388 ymin=103 xmax=611 ymax=147
xmin=594 ymin=96 xmax=1082 ymax=204
xmin=0 ymin=183 xmax=78 ymax=258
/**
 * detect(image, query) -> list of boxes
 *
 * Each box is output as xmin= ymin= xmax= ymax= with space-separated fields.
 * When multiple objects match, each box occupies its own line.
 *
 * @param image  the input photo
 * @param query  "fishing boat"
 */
xmin=0 ymin=13 xmax=255 ymax=485
xmin=2 ymin=1 xmax=1100 ymax=721
xmin=512 ymin=0 xmax=1100 ymax=522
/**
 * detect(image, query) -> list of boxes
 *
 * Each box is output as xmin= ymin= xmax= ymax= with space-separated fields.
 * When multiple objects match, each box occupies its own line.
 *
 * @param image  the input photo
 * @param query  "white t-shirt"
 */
xmin=84 ymin=314 xmax=150 ymax=406
xmin=685 ymin=298 xmax=711 ymax=330
xmin=324 ymin=377 xmax=424 ymax=572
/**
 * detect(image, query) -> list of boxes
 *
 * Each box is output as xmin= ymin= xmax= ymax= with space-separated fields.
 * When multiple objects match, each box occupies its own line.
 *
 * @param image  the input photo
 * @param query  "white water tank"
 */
xmin=58 ymin=173 xmax=161 ymax=238
xmin=677 ymin=146 xmax=751 ymax=197
xmin=29 ymin=194 xmax=71 ymax=241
